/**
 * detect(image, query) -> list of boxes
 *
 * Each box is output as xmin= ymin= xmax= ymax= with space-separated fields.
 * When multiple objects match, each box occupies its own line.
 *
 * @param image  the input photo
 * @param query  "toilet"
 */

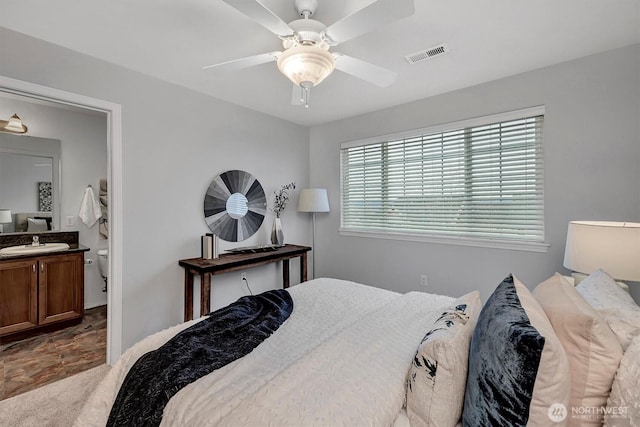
xmin=97 ymin=249 xmax=108 ymax=292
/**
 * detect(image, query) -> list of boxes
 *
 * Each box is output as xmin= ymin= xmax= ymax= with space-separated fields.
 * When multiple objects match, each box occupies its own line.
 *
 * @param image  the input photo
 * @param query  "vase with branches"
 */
xmin=271 ymin=182 xmax=295 ymax=245
xmin=271 ymin=182 xmax=296 ymax=218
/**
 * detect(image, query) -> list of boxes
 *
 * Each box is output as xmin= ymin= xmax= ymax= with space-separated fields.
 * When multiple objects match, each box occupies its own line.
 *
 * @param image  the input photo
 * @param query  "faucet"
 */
xmin=32 ymin=235 xmax=40 ymax=247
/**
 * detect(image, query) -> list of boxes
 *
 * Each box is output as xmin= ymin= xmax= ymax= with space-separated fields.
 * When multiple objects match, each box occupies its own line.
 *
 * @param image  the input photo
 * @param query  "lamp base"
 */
xmin=570 ymin=272 xmax=588 ymax=285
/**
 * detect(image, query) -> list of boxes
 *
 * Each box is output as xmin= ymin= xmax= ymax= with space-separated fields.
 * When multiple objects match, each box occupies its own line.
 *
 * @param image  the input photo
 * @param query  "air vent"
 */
xmin=405 ymin=44 xmax=450 ymax=64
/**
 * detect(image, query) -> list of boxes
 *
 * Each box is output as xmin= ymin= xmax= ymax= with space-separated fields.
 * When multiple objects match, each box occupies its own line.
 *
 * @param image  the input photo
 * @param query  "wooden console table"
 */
xmin=178 ymin=244 xmax=311 ymax=321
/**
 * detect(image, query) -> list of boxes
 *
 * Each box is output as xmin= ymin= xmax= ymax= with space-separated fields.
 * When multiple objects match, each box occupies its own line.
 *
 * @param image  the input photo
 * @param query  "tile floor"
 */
xmin=0 ymin=305 xmax=107 ymax=400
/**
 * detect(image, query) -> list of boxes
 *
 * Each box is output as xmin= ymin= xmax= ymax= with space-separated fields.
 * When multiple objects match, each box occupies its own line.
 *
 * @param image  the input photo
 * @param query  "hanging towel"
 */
xmin=78 ymin=186 xmax=102 ymax=227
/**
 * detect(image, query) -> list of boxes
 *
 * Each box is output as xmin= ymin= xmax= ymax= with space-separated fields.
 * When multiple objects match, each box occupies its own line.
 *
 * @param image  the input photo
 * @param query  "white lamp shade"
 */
xmin=0 ymin=209 xmax=13 ymax=224
xmin=563 ymin=221 xmax=640 ymax=282
xmin=297 ymin=188 xmax=330 ymax=213
xmin=0 ymin=209 xmax=12 ymax=223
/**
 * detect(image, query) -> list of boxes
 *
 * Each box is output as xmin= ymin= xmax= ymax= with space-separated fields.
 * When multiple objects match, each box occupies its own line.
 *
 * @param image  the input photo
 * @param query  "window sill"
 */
xmin=338 ymin=229 xmax=550 ymax=253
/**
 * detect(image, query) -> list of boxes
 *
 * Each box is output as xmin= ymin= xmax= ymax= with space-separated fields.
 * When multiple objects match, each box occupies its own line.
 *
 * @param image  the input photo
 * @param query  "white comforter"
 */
xmin=75 ymin=278 xmax=453 ymax=426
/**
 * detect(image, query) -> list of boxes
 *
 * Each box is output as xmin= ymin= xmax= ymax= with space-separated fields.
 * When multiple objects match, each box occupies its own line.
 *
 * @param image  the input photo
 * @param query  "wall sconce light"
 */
xmin=0 ymin=114 xmax=28 ymax=134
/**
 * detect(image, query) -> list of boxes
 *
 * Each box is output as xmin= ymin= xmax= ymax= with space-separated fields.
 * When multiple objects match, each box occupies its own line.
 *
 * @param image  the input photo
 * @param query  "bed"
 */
xmin=74 ymin=273 xmax=639 ymax=427
xmin=14 ymin=211 xmax=52 ymax=232
xmin=75 ymin=278 xmax=453 ymax=426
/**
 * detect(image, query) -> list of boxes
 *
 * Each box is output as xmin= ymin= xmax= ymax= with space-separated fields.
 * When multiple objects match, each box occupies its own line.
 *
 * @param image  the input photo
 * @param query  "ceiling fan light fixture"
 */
xmin=212 ymin=0 xmax=411 ymax=108
xmin=277 ymin=45 xmax=335 ymax=88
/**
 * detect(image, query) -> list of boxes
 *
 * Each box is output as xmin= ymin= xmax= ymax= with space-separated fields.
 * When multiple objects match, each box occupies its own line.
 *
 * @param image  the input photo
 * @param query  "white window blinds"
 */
xmin=340 ymin=108 xmax=545 ymax=245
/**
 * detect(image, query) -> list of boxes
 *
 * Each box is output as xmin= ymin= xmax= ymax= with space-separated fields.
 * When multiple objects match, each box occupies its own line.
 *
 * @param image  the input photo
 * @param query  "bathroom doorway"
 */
xmin=0 ymin=75 xmax=122 ymax=397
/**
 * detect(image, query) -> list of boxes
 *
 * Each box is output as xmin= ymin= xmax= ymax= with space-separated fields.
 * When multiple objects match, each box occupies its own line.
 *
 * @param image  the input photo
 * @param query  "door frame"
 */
xmin=0 ymin=75 xmax=123 ymax=363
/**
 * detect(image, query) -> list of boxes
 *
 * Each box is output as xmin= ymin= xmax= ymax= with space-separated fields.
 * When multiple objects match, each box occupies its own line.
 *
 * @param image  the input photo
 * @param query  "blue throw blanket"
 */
xmin=106 ymin=289 xmax=294 ymax=427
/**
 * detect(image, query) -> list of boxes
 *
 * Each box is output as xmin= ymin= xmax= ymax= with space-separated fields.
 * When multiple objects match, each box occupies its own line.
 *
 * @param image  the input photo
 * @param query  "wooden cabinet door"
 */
xmin=38 ymin=253 xmax=84 ymax=325
xmin=0 ymin=259 xmax=38 ymax=336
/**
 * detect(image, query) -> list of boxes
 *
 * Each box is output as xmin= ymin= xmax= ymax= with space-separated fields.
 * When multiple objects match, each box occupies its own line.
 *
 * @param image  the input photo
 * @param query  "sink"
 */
xmin=0 ymin=243 xmax=70 ymax=256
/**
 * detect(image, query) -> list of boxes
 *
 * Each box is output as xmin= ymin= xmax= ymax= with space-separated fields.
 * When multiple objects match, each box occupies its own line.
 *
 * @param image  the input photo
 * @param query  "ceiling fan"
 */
xmin=203 ymin=0 xmax=415 ymax=107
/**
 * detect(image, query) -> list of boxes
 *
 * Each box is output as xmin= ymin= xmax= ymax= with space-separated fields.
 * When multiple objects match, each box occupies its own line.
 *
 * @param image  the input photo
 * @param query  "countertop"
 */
xmin=0 ymin=243 xmax=90 ymax=261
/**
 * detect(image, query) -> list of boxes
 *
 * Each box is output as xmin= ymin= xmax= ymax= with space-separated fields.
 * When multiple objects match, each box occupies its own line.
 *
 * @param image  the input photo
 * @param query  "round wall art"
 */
xmin=203 ymin=170 xmax=266 ymax=242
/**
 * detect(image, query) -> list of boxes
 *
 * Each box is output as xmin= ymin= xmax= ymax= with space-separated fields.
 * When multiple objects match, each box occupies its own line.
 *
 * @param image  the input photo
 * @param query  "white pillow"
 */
xmin=406 ymin=291 xmax=481 ymax=427
xmin=27 ymin=217 xmax=48 ymax=232
xmin=605 ymin=335 xmax=640 ymax=427
xmin=534 ymin=273 xmax=623 ymax=426
xmin=576 ymin=269 xmax=640 ymax=351
xmin=563 ymin=274 xmax=630 ymax=293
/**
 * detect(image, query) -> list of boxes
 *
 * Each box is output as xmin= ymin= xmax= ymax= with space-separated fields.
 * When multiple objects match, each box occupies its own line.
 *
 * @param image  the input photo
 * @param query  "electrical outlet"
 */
xmin=241 ymin=272 xmax=247 ymax=282
xmin=420 ymin=274 xmax=428 ymax=287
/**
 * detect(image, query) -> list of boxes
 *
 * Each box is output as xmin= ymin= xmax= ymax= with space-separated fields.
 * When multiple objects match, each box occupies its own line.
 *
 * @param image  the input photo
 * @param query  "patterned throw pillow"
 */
xmin=576 ymin=269 xmax=640 ymax=351
xmin=605 ymin=335 xmax=640 ymax=427
xmin=406 ymin=291 xmax=481 ymax=427
xmin=462 ymin=275 xmax=570 ymax=427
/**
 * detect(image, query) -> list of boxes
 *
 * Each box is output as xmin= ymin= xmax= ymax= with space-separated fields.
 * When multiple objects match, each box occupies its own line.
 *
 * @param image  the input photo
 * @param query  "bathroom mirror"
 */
xmin=203 ymin=170 xmax=266 ymax=242
xmin=0 ymin=134 xmax=61 ymax=233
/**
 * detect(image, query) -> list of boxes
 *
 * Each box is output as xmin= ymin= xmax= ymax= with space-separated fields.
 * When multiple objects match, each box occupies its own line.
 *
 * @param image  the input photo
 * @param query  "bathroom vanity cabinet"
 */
xmin=0 ymin=251 xmax=85 ymax=340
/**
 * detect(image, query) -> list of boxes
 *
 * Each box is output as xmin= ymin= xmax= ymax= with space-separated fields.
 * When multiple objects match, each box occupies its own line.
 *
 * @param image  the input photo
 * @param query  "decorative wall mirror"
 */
xmin=203 ymin=170 xmax=266 ymax=242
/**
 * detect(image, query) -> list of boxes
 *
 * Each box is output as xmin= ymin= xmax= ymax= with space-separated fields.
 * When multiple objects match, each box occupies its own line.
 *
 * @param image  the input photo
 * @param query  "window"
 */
xmin=340 ymin=107 xmax=546 ymax=251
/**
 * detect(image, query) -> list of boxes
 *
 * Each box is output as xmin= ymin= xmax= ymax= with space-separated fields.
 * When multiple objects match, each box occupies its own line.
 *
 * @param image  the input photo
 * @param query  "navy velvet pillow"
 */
xmin=462 ymin=275 xmax=545 ymax=427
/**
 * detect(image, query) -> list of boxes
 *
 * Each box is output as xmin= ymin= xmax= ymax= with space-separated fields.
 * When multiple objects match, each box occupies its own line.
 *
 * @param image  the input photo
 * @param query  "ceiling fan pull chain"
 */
xmin=303 ymin=85 xmax=310 ymax=108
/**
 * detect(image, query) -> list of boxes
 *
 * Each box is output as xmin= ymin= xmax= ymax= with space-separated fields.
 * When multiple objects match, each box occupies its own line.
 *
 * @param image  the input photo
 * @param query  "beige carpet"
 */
xmin=0 ymin=364 xmax=110 ymax=427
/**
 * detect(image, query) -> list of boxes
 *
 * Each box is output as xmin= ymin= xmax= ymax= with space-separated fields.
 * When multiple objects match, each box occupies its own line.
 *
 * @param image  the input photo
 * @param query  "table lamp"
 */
xmin=297 ymin=188 xmax=330 ymax=279
xmin=0 ymin=209 xmax=12 ymax=233
xmin=563 ymin=221 xmax=640 ymax=284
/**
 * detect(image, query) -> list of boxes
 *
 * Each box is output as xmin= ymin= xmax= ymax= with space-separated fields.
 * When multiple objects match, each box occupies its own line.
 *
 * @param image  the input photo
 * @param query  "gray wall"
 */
xmin=309 ymin=44 xmax=640 ymax=302
xmin=0 ymin=27 xmax=310 ymax=352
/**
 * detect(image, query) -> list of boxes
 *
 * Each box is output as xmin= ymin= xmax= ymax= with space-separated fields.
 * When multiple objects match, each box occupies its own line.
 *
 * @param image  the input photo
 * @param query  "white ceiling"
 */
xmin=1 ymin=0 xmax=638 ymax=127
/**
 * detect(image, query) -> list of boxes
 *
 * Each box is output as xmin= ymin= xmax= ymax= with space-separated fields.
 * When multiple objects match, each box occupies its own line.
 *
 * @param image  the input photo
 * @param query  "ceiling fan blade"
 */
xmin=221 ymin=0 xmax=294 ymax=36
xmin=334 ymin=53 xmax=397 ymax=87
xmin=202 ymin=52 xmax=279 ymax=71
xmin=324 ymin=0 xmax=415 ymax=44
